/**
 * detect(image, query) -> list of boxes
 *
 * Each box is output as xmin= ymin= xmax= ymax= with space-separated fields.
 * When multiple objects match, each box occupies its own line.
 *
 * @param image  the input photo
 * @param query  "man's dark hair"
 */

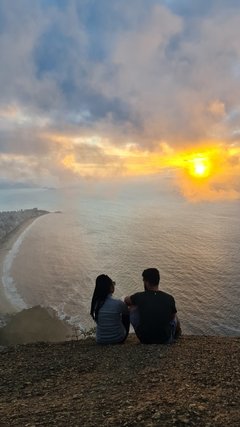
xmin=142 ymin=268 xmax=160 ymax=286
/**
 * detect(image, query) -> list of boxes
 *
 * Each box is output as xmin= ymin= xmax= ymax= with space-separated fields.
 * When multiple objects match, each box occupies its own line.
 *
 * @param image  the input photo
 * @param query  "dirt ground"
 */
xmin=0 ymin=335 xmax=239 ymax=426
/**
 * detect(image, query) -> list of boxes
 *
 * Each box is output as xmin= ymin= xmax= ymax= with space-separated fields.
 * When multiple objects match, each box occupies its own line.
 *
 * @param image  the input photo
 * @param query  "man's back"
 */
xmin=130 ymin=290 xmax=177 ymax=344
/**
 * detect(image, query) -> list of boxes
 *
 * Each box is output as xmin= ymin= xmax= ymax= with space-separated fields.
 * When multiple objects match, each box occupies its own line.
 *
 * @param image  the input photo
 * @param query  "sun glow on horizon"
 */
xmin=187 ymin=156 xmax=211 ymax=178
xmin=164 ymin=146 xmax=216 ymax=180
xmin=43 ymin=131 xmax=240 ymax=201
xmin=163 ymin=143 xmax=240 ymax=201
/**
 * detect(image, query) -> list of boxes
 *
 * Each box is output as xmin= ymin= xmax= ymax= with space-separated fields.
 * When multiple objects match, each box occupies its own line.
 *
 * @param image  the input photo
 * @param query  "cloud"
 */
xmin=95 ymin=2 xmax=240 ymax=146
xmin=0 ymin=0 xmax=240 ymax=200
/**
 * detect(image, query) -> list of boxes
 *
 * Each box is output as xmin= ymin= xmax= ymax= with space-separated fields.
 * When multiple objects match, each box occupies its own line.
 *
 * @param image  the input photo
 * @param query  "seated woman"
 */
xmin=90 ymin=274 xmax=130 ymax=344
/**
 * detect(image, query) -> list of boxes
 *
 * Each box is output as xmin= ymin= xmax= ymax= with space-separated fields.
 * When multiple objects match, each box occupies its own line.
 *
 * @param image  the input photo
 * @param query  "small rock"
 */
xmin=152 ymin=411 xmax=161 ymax=420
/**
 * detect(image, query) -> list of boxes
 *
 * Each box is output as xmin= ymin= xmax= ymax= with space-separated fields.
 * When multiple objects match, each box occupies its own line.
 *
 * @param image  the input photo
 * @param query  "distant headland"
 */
xmin=0 ymin=208 xmax=49 ymax=242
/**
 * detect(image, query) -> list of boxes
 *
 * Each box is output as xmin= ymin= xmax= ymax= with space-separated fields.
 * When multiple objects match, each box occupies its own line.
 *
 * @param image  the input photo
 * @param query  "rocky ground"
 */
xmin=0 ymin=335 xmax=239 ymax=426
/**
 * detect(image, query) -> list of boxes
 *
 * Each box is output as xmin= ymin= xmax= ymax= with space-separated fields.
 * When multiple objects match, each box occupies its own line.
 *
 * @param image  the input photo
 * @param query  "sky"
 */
xmin=1 ymin=0 xmax=240 ymax=201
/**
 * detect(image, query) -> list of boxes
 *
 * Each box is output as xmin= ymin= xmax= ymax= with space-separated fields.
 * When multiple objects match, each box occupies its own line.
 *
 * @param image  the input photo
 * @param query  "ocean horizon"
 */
xmin=0 ymin=186 xmax=240 ymax=336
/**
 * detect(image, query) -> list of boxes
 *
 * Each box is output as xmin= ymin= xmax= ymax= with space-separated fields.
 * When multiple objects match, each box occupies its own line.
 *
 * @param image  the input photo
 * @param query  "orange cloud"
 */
xmin=0 ymin=104 xmax=19 ymax=118
xmin=208 ymin=100 xmax=226 ymax=117
xmin=38 ymin=131 xmax=240 ymax=201
xmin=163 ymin=143 xmax=240 ymax=201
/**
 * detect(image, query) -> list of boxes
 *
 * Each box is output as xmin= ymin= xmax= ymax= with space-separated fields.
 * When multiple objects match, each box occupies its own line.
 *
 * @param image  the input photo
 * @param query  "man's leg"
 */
xmin=129 ymin=306 xmax=139 ymax=328
xmin=129 ymin=306 xmax=143 ymax=341
xmin=169 ymin=315 xmax=182 ymax=343
xmin=175 ymin=316 xmax=182 ymax=338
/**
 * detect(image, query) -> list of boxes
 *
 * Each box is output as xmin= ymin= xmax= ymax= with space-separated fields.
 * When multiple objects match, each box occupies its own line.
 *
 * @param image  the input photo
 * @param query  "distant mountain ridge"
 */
xmin=0 ymin=181 xmax=37 ymax=189
xmin=0 ymin=180 xmax=56 ymax=190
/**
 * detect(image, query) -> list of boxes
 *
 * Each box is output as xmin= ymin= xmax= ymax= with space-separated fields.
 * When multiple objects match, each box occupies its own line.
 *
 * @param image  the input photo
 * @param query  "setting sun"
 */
xmin=163 ymin=146 xmax=215 ymax=181
xmin=189 ymin=157 xmax=211 ymax=178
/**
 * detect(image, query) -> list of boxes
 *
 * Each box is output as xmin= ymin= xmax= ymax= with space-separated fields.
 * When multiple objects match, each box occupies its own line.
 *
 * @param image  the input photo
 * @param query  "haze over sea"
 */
xmin=0 ymin=183 xmax=240 ymax=336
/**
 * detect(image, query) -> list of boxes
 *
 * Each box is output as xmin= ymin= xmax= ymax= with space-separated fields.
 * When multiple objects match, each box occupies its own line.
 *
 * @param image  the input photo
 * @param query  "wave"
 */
xmin=52 ymin=302 xmax=86 ymax=331
xmin=216 ymin=323 xmax=240 ymax=335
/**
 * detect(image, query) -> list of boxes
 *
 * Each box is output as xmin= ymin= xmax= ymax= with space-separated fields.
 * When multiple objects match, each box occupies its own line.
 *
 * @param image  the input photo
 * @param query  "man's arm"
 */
xmin=124 ymin=295 xmax=133 ymax=306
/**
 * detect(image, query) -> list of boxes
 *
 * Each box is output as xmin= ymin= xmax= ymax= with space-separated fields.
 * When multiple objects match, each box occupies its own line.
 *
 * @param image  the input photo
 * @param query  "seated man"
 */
xmin=124 ymin=268 xmax=181 ymax=344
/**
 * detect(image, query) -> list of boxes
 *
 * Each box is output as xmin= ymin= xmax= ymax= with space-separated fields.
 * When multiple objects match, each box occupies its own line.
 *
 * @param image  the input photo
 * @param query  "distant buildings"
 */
xmin=0 ymin=209 xmax=49 ymax=241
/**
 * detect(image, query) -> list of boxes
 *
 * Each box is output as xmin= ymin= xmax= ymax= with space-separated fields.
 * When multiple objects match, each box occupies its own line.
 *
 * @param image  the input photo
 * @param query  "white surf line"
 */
xmin=2 ymin=217 xmax=41 ymax=310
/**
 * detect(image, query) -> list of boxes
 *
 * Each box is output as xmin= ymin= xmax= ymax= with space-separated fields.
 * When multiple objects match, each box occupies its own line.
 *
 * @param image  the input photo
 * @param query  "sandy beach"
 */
xmin=0 ymin=217 xmax=40 ymax=314
xmin=0 ymin=213 xmax=74 ymax=345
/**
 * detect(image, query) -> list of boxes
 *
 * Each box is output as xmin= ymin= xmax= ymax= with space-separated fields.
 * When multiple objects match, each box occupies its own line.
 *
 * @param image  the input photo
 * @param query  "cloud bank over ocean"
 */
xmin=1 ymin=0 xmax=240 ymax=200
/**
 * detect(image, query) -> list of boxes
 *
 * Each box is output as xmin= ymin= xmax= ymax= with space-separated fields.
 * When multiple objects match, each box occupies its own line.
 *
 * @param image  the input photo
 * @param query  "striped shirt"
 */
xmin=96 ymin=295 xmax=129 ymax=344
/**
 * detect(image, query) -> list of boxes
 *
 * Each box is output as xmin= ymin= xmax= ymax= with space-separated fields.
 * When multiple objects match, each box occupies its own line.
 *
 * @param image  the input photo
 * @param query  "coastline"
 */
xmin=0 ymin=217 xmax=42 ymax=314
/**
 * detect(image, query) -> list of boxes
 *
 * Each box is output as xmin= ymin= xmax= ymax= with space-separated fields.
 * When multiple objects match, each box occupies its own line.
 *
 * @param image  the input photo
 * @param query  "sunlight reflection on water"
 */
xmin=1 ymin=188 xmax=240 ymax=336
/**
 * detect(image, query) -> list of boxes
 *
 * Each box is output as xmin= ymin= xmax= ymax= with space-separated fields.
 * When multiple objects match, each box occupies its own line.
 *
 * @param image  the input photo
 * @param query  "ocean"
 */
xmin=0 ymin=184 xmax=240 ymax=336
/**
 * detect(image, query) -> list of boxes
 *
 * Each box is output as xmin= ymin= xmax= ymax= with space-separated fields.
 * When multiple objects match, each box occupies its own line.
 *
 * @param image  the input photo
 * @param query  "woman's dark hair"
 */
xmin=90 ymin=274 xmax=113 ymax=322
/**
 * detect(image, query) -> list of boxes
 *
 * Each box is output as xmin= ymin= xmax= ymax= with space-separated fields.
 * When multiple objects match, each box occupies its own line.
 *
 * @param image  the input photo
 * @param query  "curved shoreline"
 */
xmin=0 ymin=216 xmax=45 ymax=314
